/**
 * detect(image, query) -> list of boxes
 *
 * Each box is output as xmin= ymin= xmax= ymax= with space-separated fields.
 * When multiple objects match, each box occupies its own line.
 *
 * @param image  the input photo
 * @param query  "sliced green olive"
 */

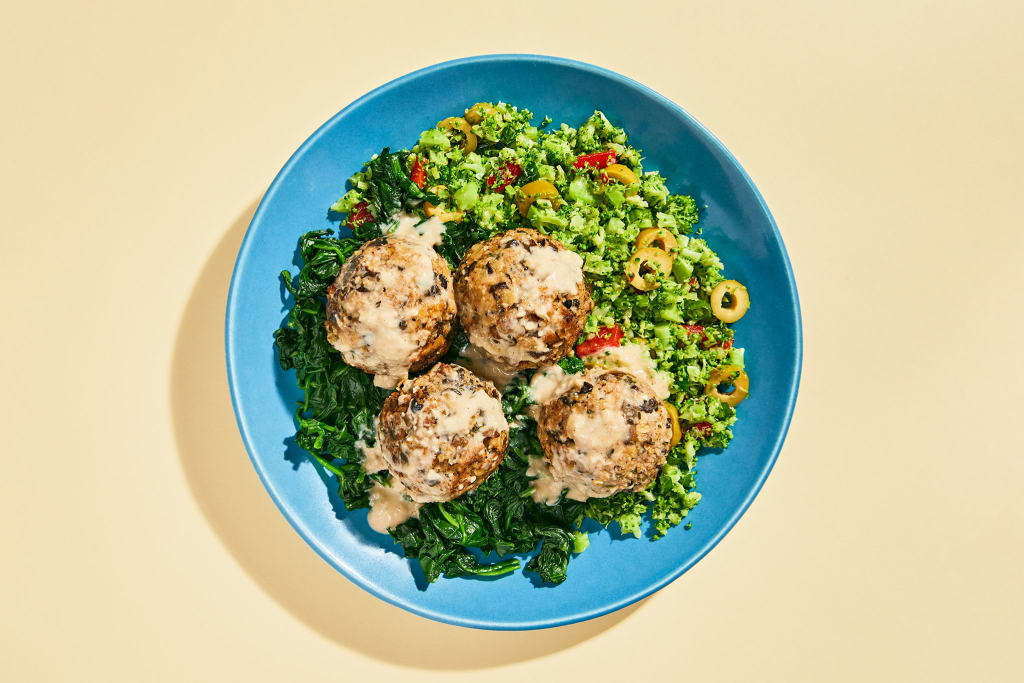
xmin=665 ymin=403 xmax=682 ymax=446
xmin=437 ymin=116 xmax=478 ymax=153
xmin=705 ymin=365 xmax=749 ymax=406
xmin=604 ymin=163 xmax=639 ymax=185
xmin=516 ymin=178 xmax=559 ymax=216
xmin=710 ymin=279 xmax=750 ymax=323
xmin=625 ymin=247 xmax=674 ymax=291
xmin=635 ymin=227 xmax=678 ymax=252
xmin=464 ymin=102 xmax=494 ymax=124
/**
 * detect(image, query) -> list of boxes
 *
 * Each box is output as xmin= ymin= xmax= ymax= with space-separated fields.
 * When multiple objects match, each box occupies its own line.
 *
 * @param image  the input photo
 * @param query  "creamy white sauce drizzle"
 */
xmin=437 ymin=387 xmax=508 ymax=436
xmin=329 ymin=214 xmax=452 ymax=387
xmin=414 ymin=267 xmax=435 ymax=293
xmin=526 ymin=366 xmax=604 ymax=504
xmin=510 ymin=245 xmax=584 ymax=327
xmin=389 ymin=214 xmax=446 ymax=296
xmin=456 ymin=344 xmax=522 ymax=390
xmin=523 ymin=246 xmax=584 ymax=293
xmin=587 ymin=343 xmax=671 ymax=399
xmin=389 ymin=213 xmax=446 ymax=248
xmin=355 ymin=299 xmax=417 ymax=388
xmin=356 ymin=438 xmax=386 ymax=474
xmin=530 ymin=345 xmax=668 ymax=408
xmin=526 ymin=456 xmax=592 ymax=504
xmin=366 ymin=482 xmax=421 ymax=533
xmin=359 ymin=424 xmax=421 ymax=533
xmin=567 ymin=407 xmax=630 ymax=452
xmin=375 ymin=242 xmax=435 ymax=295
xmin=527 ymin=364 xmax=583 ymax=406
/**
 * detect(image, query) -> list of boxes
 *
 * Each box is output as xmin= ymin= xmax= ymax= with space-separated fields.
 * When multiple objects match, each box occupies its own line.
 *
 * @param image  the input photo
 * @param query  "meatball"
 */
xmin=376 ymin=363 xmax=509 ymax=503
xmin=537 ymin=369 xmax=671 ymax=500
xmin=325 ymin=234 xmax=456 ymax=387
xmin=454 ymin=228 xmax=593 ymax=372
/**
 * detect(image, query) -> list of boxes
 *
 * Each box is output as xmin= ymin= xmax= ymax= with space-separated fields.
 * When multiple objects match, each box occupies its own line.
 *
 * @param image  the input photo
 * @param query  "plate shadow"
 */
xmin=170 ymin=200 xmax=643 ymax=669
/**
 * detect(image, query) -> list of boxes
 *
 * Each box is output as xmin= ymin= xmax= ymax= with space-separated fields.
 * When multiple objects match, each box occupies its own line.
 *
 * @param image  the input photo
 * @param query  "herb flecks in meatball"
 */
xmin=454 ymin=228 xmax=593 ymax=372
xmin=376 ymin=364 xmax=509 ymax=503
xmin=325 ymin=235 xmax=456 ymax=387
xmin=537 ymin=369 xmax=671 ymax=500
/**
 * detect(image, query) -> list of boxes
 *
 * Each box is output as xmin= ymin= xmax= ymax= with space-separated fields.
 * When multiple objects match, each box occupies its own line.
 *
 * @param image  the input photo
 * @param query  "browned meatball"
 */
xmin=454 ymin=228 xmax=593 ymax=372
xmin=537 ymin=369 xmax=671 ymax=499
xmin=325 ymin=234 xmax=455 ymax=387
xmin=376 ymin=363 xmax=509 ymax=503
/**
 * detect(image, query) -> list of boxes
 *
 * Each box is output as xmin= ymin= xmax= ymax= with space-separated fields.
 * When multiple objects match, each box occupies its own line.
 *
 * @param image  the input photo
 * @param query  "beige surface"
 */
xmin=2 ymin=1 xmax=1022 ymax=680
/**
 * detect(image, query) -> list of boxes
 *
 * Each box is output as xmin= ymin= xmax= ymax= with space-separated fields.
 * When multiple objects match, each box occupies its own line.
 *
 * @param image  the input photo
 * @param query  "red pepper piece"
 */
xmin=410 ymin=157 xmax=426 ymax=188
xmin=487 ymin=161 xmax=522 ymax=192
xmin=348 ymin=201 xmax=372 ymax=229
xmin=688 ymin=422 xmax=713 ymax=438
xmin=576 ymin=325 xmax=624 ymax=357
xmin=574 ymin=150 xmax=617 ymax=169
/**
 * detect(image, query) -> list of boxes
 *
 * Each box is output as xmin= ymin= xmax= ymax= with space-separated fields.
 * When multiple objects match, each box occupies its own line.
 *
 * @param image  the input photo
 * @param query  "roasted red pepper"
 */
xmin=410 ymin=157 xmax=426 ymax=188
xmin=348 ymin=201 xmax=373 ymax=229
xmin=486 ymin=161 xmax=522 ymax=192
xmin=574 ymin=150 xmax=617 ymax=169
xmin=688 ymin=422 xmax=713 ymax=438
xmin=576 ymin=325 xmax=624 ymax=357
xmin=682 ymin=324 xmax=705 ymax=336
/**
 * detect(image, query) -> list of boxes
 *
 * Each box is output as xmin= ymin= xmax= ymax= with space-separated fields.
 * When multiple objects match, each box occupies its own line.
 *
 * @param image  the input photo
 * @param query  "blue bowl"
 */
xmin=225 ymin=54 xmax=802 ymax=630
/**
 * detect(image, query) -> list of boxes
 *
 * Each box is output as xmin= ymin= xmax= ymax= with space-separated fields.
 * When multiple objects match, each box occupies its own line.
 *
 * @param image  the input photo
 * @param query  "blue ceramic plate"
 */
xmin=226 ymin=54 xmax=801 ymax=630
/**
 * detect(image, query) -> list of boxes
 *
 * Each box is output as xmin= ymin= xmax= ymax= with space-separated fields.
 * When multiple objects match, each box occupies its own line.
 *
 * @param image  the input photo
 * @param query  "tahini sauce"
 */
xmin=363 ymin=213 xmax=448 ymax=387
xmin=437 ymin=387 xmax=508 ymax=436
xmin=354 ymin=299 xmax=418 ymax=388
xmin=523 ymin=245 xmax=584 ymax=294
xmin=586 ymin=343 xmax=671 ymax=399
xmin=526 ymin=456 xmax=593 ymax=504
xmin=456 ymin=344 xmax=522 ymax=390
xmin=355 ymin=438 xmax=386 ymax=474
xmin=366 ymin=482 xmax=421 ymax=533
xmin=390 ymin=213 xmax=446 ymax=248
xmin=359 ymin=431 xmax=421 ymax=533
xmin=566 ymin=407 xmax=630 ymax=453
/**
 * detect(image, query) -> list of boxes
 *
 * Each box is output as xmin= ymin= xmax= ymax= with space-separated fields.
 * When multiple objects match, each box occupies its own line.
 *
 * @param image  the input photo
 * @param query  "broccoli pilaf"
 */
xmin=276 ymin=102 xmax=750 ymax=584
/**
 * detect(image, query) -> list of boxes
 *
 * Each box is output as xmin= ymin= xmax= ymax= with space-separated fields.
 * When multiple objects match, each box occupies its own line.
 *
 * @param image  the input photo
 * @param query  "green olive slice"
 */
xmin=636 ymin=227 xmax=678 ymax=252
xmin=705 ymin=365 xmax=749 ymax=406
xmin=626 ymin=247 xmax=674 ymax=291
xmin=710 ymin=279 xmax=750 ymax=323
xmin=437 ymin=116 xmax=478 ymax=153
xmin=464 ymin=102 xmax=494 ymax=124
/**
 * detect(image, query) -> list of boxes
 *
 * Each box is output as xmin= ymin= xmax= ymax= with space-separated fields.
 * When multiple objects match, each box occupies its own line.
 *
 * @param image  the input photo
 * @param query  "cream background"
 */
xmin=2 ymin=1 xmax=1022 ymax=680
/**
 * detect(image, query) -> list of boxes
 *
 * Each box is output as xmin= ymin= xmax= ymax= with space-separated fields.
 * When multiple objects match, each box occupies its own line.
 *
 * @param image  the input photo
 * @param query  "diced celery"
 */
xmin=657 ymin=307 xmax=685 ymax=323
xmin=567 ymin=176 xmax=595 ymax=204
xmin=453 ymin=182 xmax=479 ymax=210
xmin=418 ymin=128 xmax=451 ymax=149
xmin=672 ymin=258 xmax=694 ymax=281
xmin=604 ymin=185 xmax=625 ymax=208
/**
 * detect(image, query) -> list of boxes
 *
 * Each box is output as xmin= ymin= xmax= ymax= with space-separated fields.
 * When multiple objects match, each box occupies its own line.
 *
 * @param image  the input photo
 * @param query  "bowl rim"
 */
xmin=224 ymin=53 xmax=803 ymax=630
